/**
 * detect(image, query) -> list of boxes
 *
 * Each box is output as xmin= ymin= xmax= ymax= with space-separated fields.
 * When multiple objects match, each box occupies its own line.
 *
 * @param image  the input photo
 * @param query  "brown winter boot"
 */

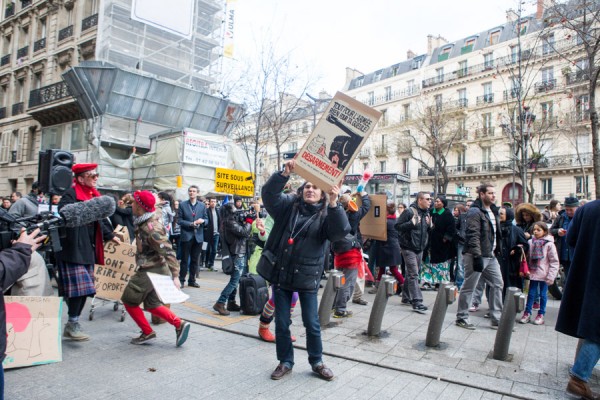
xmin=566 ymin=375 xmax=599 ymax=400
xmin=213 ymin=302 xmax=230 ymax=316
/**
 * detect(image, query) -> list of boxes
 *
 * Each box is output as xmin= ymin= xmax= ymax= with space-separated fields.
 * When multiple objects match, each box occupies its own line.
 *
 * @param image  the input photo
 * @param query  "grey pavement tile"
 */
xmin=457 ymin=358 xmax=499 ymax=377
xmin=458 ymin=387 xmax=486 ymax=400
xmin=510 ymin=381 xmax=568 ymax=399
xmin=496 ymin=364 xmax=541 ymax=385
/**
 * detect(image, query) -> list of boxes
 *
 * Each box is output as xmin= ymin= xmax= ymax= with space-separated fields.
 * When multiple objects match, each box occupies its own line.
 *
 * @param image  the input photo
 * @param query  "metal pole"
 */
xmin=367 ymin=276 xmax=396 ymax=336
xmin=425 ymin=282 xmax=457 ymax=347
xmin=493 ymin=287 xmax=525 ymax=361
xmin=318 ymin=270 xmax=344 ymax=327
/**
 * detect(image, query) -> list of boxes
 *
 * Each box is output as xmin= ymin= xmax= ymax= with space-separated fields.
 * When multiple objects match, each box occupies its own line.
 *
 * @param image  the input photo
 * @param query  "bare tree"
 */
xmin=543 ymin=0 xmax=600 ymax=198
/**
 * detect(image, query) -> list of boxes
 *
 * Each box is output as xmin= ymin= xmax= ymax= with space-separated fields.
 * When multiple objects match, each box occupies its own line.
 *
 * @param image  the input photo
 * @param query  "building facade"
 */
xmin=344 ymin=4 xmax=596 ymax=206
xmin=0 ymin=0 xmax=228 ymax=195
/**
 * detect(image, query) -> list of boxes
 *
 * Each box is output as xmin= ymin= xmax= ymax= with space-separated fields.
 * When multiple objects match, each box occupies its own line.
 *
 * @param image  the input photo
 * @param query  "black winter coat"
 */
xmin=57 ymin=188 xmax=114 ymax=265
xmin=260 ymin=172 xmax=350 ymax=292
xmin=429 ymin=208 xmax=456 ymax=263
xmin=396 ymin=202 xmax=431 ymax=253
xmin=376 ymin=217 xmax=403 ymax=266
xmin=556 ymin=200 xmax=600 ymax=342
xmin=111 ymin=206 xmax=134 ymax=242
xmin=499 ymin=221 xmax=528 ymax=293
xmin=222 ymin=216 xmax=251 ymax=255
xmin=464 ymin=199 xmax=501 ymax=258
xmin=0 ymin=243 xmax=32 ymax=362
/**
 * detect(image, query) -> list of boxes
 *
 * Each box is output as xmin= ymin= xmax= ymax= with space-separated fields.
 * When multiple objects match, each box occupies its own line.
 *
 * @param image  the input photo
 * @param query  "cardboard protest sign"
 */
xmin=146 ymin=272 xmax=190 ymax=304
xmin=357 ymin=194 xmax=387 ymax=241
xmin=113 ymin=224 xmax=130 ymax=244
xmin=94 ymin=240 xmax=138 ymax=301
xmin=215 ymin=168 xmax=255 ymax=197
xmin=3 ymin=296 xmax=63 ymax=369
xmin=294 ymin=92 xmax=381 ymax=191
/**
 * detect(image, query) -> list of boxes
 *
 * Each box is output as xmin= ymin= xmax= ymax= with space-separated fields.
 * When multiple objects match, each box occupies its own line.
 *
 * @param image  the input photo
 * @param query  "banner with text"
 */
xmin=94 ymin=241 xmax=138 ymax=301
xmin=183 ymin=131 xmax=229 ymax=168
xmin=3 ymin=296 xmax=63 ymax=369
xmin=223 ymin=0 xmax=236 ymax=58
xmin=215 ymin=168 xmax=255 ymax=197
xmin=294 ymin=92 xmax=381 ymax=191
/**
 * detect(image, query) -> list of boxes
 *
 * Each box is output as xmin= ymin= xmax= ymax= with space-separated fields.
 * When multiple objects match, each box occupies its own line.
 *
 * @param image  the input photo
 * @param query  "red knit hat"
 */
xmin=72 ymin=163 xmax=98 ymax=175
xmin=134 ymin=190 xmax=156 ymax=212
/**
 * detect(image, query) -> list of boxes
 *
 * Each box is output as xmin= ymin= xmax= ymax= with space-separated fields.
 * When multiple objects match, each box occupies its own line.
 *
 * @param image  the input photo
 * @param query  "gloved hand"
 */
xmin=473 ymin=256 xmax=484 ymax=272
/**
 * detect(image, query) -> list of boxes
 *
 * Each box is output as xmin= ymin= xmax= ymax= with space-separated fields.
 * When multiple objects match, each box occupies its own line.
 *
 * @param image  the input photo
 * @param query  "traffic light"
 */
xmin=38 ymin=149 xmax=74 ymax=195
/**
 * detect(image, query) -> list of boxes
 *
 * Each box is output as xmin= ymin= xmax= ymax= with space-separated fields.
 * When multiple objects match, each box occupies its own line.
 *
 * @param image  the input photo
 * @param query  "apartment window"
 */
xmin=436 ymin=67 xmax=444 ymax=83
xmin=482 ymin=146 xmax=492 ymax=165
xmin=541 ymin=67 xmax=554 ymax=84
xmin=362 ymin=162 xmax=368 ymax=171
xmin=575 ymin=58 xmax=589 ymax=78
xmin=542 ymin=33 xmax=555 ymax=55
xmin=459 ymin=118 xmax=467 ymax=138
xmin=302 ymin=122 xmax=308 ymax=133
xmin=391 ymin=66 xmax=399 ymax=76
xmin=355 ymin=77 xmax=364 ymax=87
xmin=38 ymin=17 xmax=47 ymax=39
xmin=407 ymin=79 xmax=415 ymax=92
xmin=484 ymin=53 xmax=494 ymax=69
xmin=2 ymin=34 xmax=11 ymax=56
xmin=367 ymin=91 xmax=374 ymax=106
xmin=541 ymin=178 xmax=552 ymax=195
xmin=33 ymin=72 xmax=42 ymax=90
xmin=70 ymin=122 xmax=86 ymax=150
xmin=540 ymin=138 xmax=553 ymax=157
xmin=575 ymin=176 xmax=589 ymax=195
xmin=516 ymin=20 xmax=528 ymax=35
xmin=380 ymin=109 xmax=387 ymax=126
xmin=435 ymin=94 xmax=443 ymax=112
xmin=482 ymin=112 xmax=492 ymax=133
xmin=384 ymin=86 xmax=392 ymax=102
xmin=27 ymin=127 xmax=36 ymax=162
xmin=488 ymin=29 xmax=501 ymax=45
xmin=379 ymin=160 xmax=386 ymax=173
xmin=465 ymin=38 xmax=476 ymax=47
xmin=576 ymin=94 xmax=590 ymax=120
xmin=402 ymin=158 xmax=409 ymax=174
xmin=0 ymin=85 xmax=6 ymax=108
xmin=510 ymin=46 xmax=518 ymax=63
xmin=16 ymin=79 xmax=24 ymax=103
xmin=18 ymin=25 xmax=29 ymax=50
xmin=540 ymin=101 xmax=553 ymax=121
xmin=457 ymin=149 xmax=466 ymax=168
xmin=483 ymin=82 xmax=492 ymax=102
xmin=403 ymin=104 xmax=410 ymax=119
xmin=381 ymin=134 xmax=386 ymax=147
xmin=458 ymin=60 xmax=468 ymax=77
xmin=576 ymin=134 xmax=590 ymax=153
xmin=41 ymin=126 xmax=62 ymax=150
xmin=458 ymin=89 xmax=467 ymax=107
xmin=374 ymin=70 xmax=383 ymax=82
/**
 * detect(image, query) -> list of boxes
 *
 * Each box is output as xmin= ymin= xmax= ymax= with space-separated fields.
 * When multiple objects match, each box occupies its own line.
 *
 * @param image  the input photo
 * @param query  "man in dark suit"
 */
xmin=178 ymin=185 xmax=207 ymax=288
xmin=204 ymin=197 xmax=220 ymax=271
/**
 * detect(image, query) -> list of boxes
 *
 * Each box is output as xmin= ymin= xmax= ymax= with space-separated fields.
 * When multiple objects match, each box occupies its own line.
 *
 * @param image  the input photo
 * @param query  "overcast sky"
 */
xmin=226 ymin=0 xmax=538 ymax=95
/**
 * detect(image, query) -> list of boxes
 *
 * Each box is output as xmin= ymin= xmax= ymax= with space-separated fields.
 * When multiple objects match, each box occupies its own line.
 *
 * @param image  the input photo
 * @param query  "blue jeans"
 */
xmin=572 ymin=340 xmax=600 ymax=382
xmin=274 ymin=287 xmax=322 ymax=368
xmin=525 ymin=280 xmax=547 ymax=315
xmin=455 ymin=244 xmax=465 ymax=289
xmin=206 ymin=234 xmax=219 ymax=267
xmin=217 ymin=255 xmax=245 ymax=304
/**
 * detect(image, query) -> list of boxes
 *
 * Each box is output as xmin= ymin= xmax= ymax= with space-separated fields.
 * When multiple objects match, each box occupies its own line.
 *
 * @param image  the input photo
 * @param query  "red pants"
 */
xmin=124 ymin=304 xmax=181 ymax=335
xmin=376 ymin=266 xmax=405 ymax=285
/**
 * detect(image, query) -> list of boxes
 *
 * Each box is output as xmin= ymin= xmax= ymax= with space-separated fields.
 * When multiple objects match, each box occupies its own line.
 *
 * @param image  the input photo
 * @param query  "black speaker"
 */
xmin=38 ymin=149 xmax=74 ymax=195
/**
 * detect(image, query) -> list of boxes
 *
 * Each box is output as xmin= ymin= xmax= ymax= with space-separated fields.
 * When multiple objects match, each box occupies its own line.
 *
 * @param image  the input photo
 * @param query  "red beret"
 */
xmin=134 ymin=190 xmax=156 ymax=212
xmin=72 ymin=163 xmax=98 ymax=175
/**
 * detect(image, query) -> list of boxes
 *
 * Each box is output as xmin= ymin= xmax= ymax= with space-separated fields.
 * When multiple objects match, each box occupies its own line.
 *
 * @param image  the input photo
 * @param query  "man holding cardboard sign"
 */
xmin=121 ymin=190 xmax=190 ymax=347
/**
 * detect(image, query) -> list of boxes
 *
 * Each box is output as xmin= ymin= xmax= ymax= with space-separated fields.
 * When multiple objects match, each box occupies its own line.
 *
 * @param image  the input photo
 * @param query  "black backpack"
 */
xmin=239 ymin=273 xmax=269 ymax=315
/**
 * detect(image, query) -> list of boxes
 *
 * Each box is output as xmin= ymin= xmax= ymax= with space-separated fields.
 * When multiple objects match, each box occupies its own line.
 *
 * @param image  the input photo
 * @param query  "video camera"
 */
xmin=0 ymin=211 xmax=65 ymax=253
xmin=234 ymin=207 xmax=267 ymax=224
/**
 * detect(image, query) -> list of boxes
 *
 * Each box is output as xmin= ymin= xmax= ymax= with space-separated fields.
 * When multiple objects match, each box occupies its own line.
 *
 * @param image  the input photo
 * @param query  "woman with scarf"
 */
xmin=498 ymin=207 xmax=529 ymax=298
xmin=57 ymin=164 xmax=116 ymax=341
xmin=259 ymin=160 xmax=350 ymax=382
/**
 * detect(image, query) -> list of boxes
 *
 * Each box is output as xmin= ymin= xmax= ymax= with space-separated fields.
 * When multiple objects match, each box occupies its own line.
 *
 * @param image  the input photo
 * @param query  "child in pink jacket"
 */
xmin=519 ymin=221 xmax=559 ymax=325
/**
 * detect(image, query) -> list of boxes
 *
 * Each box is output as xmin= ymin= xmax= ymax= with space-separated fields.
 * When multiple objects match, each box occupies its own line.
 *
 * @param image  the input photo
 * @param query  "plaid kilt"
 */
xmin=57 ymin=261 xmax=96 ymax=298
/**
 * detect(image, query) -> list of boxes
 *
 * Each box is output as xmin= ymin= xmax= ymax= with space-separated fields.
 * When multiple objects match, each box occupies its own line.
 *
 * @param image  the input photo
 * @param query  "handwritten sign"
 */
xmin=146 ymin=272 xmax=190 ymax=304
xmin=94 ymin=241 xmax=138 ymax=301
xmin=182 ymin=131 xmax=229 ymax=168
xmin=3 ymin=296 xmax=63 ymax=369
xmin=215 ymin=168 xmax=255 ymax=197
xmin=294 ymin=92 xmax=381 ymax=191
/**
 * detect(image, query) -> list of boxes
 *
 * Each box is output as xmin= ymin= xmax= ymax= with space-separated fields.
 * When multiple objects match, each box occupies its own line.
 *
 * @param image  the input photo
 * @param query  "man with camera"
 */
xmin=213 ymin=203 xmax=252 ymax=315
xmin=178 ymin=185 xmax=207 ymax=288
xmin=0 ymin=228 xmax=46 ymax=398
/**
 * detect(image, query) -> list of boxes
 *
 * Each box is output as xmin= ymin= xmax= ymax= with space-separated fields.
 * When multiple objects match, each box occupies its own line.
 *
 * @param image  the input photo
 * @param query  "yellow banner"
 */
xmin=215 ymin=168 xmax=254 ymax=197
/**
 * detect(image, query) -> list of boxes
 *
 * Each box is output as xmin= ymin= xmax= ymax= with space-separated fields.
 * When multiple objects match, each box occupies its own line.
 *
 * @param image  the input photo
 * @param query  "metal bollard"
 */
xmin=318 ymin=270 xmax=344 ymax=327
xmin=367 ymin=276 xmax=396 ymax=336
xmin=425 ymin=282 xmax=457 ymax=347
xmin=493 ymin=286 xmax=526 ymax=361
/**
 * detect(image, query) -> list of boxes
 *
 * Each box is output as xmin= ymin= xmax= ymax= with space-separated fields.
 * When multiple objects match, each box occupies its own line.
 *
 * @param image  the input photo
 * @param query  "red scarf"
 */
xmin=73 ymin=180 xmax=105 ymax=264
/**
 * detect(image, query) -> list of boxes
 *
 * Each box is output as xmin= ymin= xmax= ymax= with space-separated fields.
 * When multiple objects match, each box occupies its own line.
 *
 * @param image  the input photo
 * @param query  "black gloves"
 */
xmin=473 ymin=256 xmax=484 ymax=272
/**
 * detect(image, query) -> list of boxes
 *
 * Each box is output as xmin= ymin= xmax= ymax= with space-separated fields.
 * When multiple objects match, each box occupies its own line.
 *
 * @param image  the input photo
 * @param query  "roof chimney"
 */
xmin=536 ymin=0 xmax=544 ymax=19
xmin=407 ymin=49 xmax=416 ymax=60
xmin=427 ymin=34 xmax=449 ymax=55
xmin=506 ymin=8 xmax=517 ymax=22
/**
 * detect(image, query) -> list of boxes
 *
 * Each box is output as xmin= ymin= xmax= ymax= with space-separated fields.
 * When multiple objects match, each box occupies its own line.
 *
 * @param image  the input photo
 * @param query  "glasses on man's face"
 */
xmin=84 ymin=173 xmax=99 ymax=179
xmin=423 ymin=197 xmax=432 ymax=201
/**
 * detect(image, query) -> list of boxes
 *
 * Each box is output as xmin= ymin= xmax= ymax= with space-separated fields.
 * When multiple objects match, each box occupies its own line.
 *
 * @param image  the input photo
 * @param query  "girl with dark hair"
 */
xmin=158 ymin=192 xmax=174 ymax=239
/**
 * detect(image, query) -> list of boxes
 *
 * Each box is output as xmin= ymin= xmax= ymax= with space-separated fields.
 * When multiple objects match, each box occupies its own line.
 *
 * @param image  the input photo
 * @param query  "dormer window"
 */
xmin=355 ymin=76 xmax=364 ymax=87
xmin=488 ymin=28 xmax=502 ymax=45
xmin=516 ymin=19 xmax=529 ymax=35
xmin=438 ymin=45 xmax=453 ymax=61
xmin=462 ymin=36 xmax=478 ymax=54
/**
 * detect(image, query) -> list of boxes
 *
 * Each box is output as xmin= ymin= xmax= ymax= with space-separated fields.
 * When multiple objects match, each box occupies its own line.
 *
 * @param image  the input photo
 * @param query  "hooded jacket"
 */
xmin=464 ymin=198 xmax=502 ymax=258
xmin=515 ymin=203 xmax=542 ymax=235
xmin=395 ymin=201 xmax=431 ymax=253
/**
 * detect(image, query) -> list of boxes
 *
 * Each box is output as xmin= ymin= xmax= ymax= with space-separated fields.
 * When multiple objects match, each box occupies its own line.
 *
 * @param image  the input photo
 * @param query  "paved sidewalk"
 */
xmin=5 ymin=264 xmax=596 ymax=399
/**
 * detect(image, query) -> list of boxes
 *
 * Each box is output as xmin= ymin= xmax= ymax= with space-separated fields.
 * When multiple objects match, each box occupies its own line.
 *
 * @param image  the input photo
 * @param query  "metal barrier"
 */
xmin=367 ymin=276 xmax=396 ymax=336
xmin=318 ymin=270 xmax=344 ymax=327
xmin=425 ymin=282 xmax=457 ymax=347
xmin=492 ymin=286 xmax=526 ymax=361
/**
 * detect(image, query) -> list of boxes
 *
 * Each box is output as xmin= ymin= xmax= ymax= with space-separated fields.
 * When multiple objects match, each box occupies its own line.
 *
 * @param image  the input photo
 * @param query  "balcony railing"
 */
xmin=544 ymin=152 xmax=593 ymax=168
xmin=475 ymin=127 xmax=495 ymax=138
xmin=58 ymin=25 xmax=74 ymax=41
xmin=503 ymin=88 xmax=522 ymax=101
xmin=16 ymin=45 xmax=28 ymax=59
xmin=21 ymin=0 xmax=32 ymax=8
xmin=12 ymin=102 xmax=24 ymax=116
xmin=0 ymin=54 xmax=10 ymax=66
xmin=420 ymin=160 xmax=514 ymax=177
xmin=362 ymin=85 xmax=420 ymax=106
xmin=33 ymin=38 xmax=46 ymax=52
xmin=374 ymin=145 xmax=388 ymax=157
xmin=82 ymin=14 xmax=99 ymax=31
xmin=358 ymin=148 xmax=371 ymax=158
xmin=566 ymin=72 xmax=589 ymax=86
xmin=535 ymin=193 xmax=555 ymax=201
xmin=476 ymin=94 xmax=494 ymax=106
xmin=534 ymin=79 xmax=557 ymax=93
xmin=29 ymin=81 xmax=72 ymax=108
xmin=0 ymin=107 xmax=5 ymax=119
